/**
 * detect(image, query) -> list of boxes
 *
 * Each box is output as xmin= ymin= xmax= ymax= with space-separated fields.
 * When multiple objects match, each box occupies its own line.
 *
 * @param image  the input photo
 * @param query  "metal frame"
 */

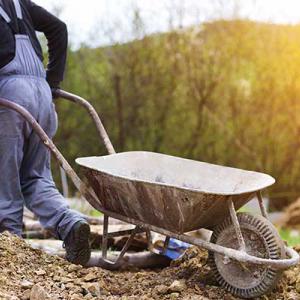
xmin=228 ymin=197 xmax=246 ymax=251
xmin=55 ymin=90 xmax=116 ymax=155
xmin=257 ymin=191 xmax=269 ymax=219
xmin=0 ymin=91 xmax=298 ymax=270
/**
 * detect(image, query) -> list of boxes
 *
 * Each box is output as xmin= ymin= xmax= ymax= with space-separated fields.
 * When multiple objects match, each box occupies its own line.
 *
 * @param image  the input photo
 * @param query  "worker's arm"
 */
xmin=24 ymin=0 xmax=68 ymax=89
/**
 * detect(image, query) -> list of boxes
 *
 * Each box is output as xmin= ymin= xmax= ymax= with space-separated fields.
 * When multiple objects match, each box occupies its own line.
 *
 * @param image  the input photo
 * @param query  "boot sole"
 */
xmin=66 ymin=222 xmax=91 ymax=266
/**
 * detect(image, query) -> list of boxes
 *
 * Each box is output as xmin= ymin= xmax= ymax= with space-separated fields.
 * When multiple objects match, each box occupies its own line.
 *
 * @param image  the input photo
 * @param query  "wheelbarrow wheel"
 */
xmin=208 ymin=212 xmax=285 ymax=299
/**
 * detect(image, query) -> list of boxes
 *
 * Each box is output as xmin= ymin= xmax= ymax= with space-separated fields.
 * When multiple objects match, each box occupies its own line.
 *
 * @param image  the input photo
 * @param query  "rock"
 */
xmin=0 ymin=275 xmax=8 ymax=286
xmin=61 ymin=277 xmax=75 ymax=283
xmin=286 ymin=291 xmax=300 ymax=300
xmin=83 ymin=293 xmax=93 ymax=299
xmin=65 ymin=282 xmax=76 ymax=289
xmin=82 ymin=282 xmax=101 ymax=297
xmin=286 ymin=270 xmax=297 ymax=285
xmin=21 ymin=289 xmax=31 ymax=300
xmin=296 ymin=280 xmax=300 ymax=293
xmin=34 ymin=269 xmax=46 ymax=276
xmin=30 ymin=284 xmax=49 ymax=300
xmin=223 ymin=295 xmax=236 ymax=300
xmin=170 ymin=292 xmax=180 ymax=299
xmin=20 ymin=280 xmax=34 ymax=289
xmin=70 ymin=295 xmax=83 ymax=300
xmin=83 ymin=272 xmax=98 ymax=282
xmin=155 ymin=284 xmax=169 ymax=295
xmin=183 ymin=297 xmax=208 ymax=300
xmin=169 ymin=280 xmax=187 ymax=293
xmin=68 ymin=264 xmax=82 ymax=272
xmin=53 ymin=275 xmax=61 ymax=282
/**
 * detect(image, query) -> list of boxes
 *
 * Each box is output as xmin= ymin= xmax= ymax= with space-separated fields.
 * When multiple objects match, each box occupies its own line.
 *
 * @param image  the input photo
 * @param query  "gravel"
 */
xmin=0 ymin=232 xmax=299 ymax=300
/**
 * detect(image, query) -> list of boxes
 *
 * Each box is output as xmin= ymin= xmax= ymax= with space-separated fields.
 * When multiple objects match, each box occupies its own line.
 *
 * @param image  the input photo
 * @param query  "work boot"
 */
xmin=64 ymin=221 xmax=91 ymax=265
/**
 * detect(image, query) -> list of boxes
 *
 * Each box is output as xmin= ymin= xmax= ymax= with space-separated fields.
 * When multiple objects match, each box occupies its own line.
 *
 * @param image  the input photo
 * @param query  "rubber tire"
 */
xmin=208 ymin=213 xmax=285 ymax=299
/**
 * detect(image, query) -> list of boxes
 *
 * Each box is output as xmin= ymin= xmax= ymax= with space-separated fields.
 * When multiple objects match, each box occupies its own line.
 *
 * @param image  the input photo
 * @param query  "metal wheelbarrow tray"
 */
xmin=76 ymin=151 xmax=274 ymax=233
xmin=0 ymin=91 xmax=299 ymax=299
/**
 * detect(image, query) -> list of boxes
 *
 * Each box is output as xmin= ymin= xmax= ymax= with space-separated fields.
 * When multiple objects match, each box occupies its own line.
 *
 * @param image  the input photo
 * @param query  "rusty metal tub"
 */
xmin=76 ymin=151 xmax=275 ymax=233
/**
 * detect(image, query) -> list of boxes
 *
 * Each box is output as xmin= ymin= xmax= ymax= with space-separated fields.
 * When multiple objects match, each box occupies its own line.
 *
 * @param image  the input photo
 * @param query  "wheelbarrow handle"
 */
xmin=55 ymin=89 xmax=116 ymax=155
xmin=0 ymin=96 xmax=102 ymax=211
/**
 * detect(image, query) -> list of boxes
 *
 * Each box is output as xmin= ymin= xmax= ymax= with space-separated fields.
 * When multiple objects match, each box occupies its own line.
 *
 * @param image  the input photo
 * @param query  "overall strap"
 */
xmin=0 ymin=6 xmax=11 ymax=23
xmin=0 ymin=0 xmax=23 ymax=33
xmin=13 ymin=0 xmax=22 ymax=19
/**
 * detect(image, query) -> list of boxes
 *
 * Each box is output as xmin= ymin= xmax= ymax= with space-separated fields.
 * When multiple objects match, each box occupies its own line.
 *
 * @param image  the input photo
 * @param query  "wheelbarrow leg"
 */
xmin=163 ymin=236 xmax=171 ymax=255
xmin=114 ymin=226 xmax=141 ymax=264
xmin=97 ymin=225 xmax=142 ymax=267
xmin=146 ymin=229 xmax=153 ymax=250
xmin=257 ymin=191 xmax=269 ymax=219
xmin=145 ymin=229 xmax=170 ymax=255
xmin=102 ymin=215 xmax=109 ymax=259
xmin=228 ymin=197 xmax=246 ymax=252
xmin=145 ymin=230 xmax=158 ymax=254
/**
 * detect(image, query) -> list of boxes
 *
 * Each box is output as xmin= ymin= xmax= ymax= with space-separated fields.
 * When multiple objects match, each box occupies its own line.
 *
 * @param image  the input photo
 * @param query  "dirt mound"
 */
xmin=0 ymin=232 xmax=299 ymax=300
xmin=280 ymin=198 xmax=300 ymax=228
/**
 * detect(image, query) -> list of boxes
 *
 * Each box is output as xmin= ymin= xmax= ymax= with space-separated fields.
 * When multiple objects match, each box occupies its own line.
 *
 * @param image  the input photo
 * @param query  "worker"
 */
xmin=0 ymin=0 xmax=91 ymax=265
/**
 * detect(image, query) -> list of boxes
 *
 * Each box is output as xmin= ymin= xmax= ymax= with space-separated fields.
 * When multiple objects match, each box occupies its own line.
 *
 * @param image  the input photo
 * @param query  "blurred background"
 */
xmin=35 ymin=0 xmax=300 ymax=212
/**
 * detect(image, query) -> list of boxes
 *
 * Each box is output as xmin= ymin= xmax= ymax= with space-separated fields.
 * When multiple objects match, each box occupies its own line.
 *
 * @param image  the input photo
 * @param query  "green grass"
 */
xmin=90 ymin=209 xmax=103 ymax=217
xmin=238 ymin=206 xmax=252 ymax=213
xmin=279 ymin=228 xmax=300 ymax=247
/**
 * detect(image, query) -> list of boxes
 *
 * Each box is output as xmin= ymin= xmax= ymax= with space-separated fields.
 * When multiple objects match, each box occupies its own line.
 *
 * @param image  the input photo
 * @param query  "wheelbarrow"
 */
xmin=0 ymin=90 xmax=298 ymax=299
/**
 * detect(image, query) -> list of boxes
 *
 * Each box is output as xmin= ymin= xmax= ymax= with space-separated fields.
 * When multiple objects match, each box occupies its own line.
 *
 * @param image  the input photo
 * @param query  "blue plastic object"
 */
xmin=163 ymin=238 xmax=191 ymax=259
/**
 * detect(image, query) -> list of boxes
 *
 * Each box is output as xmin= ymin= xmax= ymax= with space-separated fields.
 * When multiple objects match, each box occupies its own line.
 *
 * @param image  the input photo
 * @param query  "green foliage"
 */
xmin=279 ymin=228 xmax=300 ymax=246
xmin=53 ymin=20 xmax=300 ymax=209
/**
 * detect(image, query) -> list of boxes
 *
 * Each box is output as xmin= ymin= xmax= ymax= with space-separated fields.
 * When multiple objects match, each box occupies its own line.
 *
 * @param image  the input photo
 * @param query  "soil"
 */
xmin=0 ymin=232 xmax=299 ymax=300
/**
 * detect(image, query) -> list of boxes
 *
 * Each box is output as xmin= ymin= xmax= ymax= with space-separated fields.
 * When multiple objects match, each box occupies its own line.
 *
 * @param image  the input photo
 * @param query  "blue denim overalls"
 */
xmin=0 ymin=0 xmax=84 ymax=239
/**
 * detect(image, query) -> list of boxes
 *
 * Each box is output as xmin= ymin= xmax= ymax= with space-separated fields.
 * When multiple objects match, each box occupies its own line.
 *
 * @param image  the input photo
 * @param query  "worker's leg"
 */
xmin=20 ymin=80 xmax=85 ymax=240
xmin=0 ymin=86 xmax=27 ymax=236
